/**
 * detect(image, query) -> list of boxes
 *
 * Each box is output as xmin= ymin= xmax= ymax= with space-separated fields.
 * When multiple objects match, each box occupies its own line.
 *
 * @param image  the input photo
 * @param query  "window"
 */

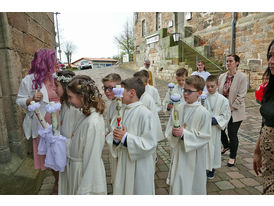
xmin=156 ymin=12 xmax=161 ymax=30
xmin=134 ymin=12 xmax=138 ymax=25
xmin=186 ymin=12 xmax=192 ymax=21
xmin=142 ymin=20 xmax=146 ymax=37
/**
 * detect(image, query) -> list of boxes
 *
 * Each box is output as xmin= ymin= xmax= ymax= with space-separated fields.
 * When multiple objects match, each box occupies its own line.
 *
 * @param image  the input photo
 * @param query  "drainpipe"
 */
xmin=230 ymin=12 xmax=236 ymax=54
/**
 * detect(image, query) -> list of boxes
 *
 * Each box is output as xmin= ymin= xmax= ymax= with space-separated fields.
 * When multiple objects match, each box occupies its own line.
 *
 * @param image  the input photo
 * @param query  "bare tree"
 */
xmin=114 ymin=20 xmax=134 ymax=62
xmin=63 ymin=41 xmax=76 ymax=67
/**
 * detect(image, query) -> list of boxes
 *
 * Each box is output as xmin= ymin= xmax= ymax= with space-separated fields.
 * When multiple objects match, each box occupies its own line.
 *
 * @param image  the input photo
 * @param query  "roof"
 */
xmin=72 ymin=57 xmax=118 ymax=64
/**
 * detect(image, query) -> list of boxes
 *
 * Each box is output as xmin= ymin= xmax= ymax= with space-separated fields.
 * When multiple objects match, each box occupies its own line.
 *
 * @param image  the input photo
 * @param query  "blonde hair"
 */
xmin=68 ymin=75 xmax=105 ymax=116
xmin=102 ymin=73 xmax=121 ymax=84
xmin=185 ymin=75 xmax=205 ymax=91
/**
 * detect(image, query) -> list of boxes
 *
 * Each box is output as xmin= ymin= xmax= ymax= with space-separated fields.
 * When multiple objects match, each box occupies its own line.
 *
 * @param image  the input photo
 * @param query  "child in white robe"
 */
xmin=133 ymin=70 xmax=164 ymax=142
xmin=106 ymin=77 xmax=157 ymax=195
xmin=136 ymin=70 xmax=162 ymax=112
xmin=65 ymin=75 xmax=107 ymax=195
xmin=204 ymin=75 xmax=231 ymax=179
xmin=163 ymin=68 xmax=188 ymax=112
xmin=165 ymin=75 xmax=212 ymax=195
xmin=52 ymin=70 xmax=83 ymax=195
xmin=101 ymin=73 xmax=122 ymax=184
xmin=191 ymin=60 xmax=211 ymax=93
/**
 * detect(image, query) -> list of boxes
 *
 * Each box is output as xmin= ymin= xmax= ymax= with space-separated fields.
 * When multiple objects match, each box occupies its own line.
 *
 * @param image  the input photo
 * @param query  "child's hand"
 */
xmin=172 ymin=126 xmax=183 ymax=137
xmin=167 ymin=103 xmax=173 ymax=110
xmin=113 ymin=125 xmax=127 ymax=141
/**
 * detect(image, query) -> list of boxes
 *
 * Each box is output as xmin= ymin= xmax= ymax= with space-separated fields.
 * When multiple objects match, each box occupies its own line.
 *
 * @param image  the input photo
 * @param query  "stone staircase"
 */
xmin=157 ymin=28 xmax=225 ymax=80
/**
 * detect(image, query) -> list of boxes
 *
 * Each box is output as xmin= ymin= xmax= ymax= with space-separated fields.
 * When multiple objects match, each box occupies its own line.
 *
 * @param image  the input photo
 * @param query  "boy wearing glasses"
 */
xmin=204 ymin=75 xmax=231 ymax=179
xmin=101 ymin=73 xmax=122 ymax=184
xmin=163 ymin=68 xmax=188 ymax=112
xmin=165 ymin=75 xmax=211 ymax=195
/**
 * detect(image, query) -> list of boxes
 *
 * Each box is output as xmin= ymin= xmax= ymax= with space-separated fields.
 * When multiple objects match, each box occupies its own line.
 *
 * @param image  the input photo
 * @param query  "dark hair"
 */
xmin=133 ymin=70 xmax=149 ymax=84
xmin=185 ymin=75 xmax=205 ymax=91
xmin=226 ymin=54 xmax=240 ymax=67
xmin=262 ymin=39 xmax=274 ymax=103
xmin=67 ymin=75 xmax=105 ymax=116
xmin=176 ymin=67 xmax=188 ymax=77
xmin=196 ymin=60 xmax=207 ymax=72
xmin=121 ymin=77 xmax=145 ymax=99
xmin=102 ymin=73 xmax=121 ymax=84
xmin=54 ymin=70 xmax=75 ymax=105
xmin=206 ymin=75 xmax=218 ymax=84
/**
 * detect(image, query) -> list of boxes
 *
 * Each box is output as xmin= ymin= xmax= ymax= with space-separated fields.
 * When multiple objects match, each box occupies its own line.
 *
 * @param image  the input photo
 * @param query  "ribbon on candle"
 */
xmin=45 ymin=102 xmax=61 ymax=113
xmin=168 ymin=82 xmax=175 ymax=89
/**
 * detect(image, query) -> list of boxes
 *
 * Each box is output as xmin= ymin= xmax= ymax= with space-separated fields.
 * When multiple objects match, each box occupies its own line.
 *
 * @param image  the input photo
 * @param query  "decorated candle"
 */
xmin=171 ymin=93 xmax=181 ymax=128
xmin=45 ymin=101 xmax=61 ymax=136
xmin=28 ymin=101 xmax=48 ymax=129
xmin=113 ymin=85 xmax=124 ymax=129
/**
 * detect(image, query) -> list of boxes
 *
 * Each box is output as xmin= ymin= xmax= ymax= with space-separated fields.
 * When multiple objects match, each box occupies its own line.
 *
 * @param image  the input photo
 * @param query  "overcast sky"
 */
xmin=3 ymin=0 xmax=271 ymax=64
xmin=56 ymin=12 xmax=133 ymax=62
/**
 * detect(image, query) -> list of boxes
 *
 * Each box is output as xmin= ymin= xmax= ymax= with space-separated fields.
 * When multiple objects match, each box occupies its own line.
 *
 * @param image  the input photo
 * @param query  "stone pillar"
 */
xmin=0 ymin=81 xmax=11 ymax=163
xmin=0 ymin=12 xmax=26 ymax=159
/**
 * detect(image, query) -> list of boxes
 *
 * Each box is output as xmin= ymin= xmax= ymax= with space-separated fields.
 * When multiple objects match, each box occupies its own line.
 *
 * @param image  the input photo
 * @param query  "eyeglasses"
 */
xmin=102 ymin=86 xmax=114 ymax=92
xmin=183 ymin=89 xmax=199 ymax=95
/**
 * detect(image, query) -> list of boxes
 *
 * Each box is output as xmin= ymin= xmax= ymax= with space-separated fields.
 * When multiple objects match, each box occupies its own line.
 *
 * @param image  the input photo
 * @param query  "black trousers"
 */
xmin=221 ymin=117 xmax=242 ymax=159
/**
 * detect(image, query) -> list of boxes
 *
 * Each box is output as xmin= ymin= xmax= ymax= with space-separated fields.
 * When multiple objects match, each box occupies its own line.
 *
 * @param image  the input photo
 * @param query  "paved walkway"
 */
xmin=38 ymin=67 xmax=263 ymax=195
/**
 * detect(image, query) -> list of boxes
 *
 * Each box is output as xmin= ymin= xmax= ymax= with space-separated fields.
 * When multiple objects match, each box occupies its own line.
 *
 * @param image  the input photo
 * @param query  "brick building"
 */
xmin=133 ymin=12 xmax=274 ymax=88
xmin=0 ymin=12 xmax=56 ymax=194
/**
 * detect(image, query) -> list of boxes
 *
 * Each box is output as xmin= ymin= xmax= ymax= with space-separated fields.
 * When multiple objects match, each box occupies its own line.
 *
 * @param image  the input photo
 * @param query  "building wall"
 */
xmin=0 ymin=12 xmax=56 ymax=163
xmin=133 ymin=12 xmax=274 ymax=89
xmin=185 ymin=12 xmax=274 ymax=69
xmin=134 ymin=12 xmax=175 ymax=48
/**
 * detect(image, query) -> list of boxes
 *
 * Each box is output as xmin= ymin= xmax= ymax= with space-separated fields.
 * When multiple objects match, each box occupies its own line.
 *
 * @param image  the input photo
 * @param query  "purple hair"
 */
xmin=28 ymin=48 xmax=57 ymax=89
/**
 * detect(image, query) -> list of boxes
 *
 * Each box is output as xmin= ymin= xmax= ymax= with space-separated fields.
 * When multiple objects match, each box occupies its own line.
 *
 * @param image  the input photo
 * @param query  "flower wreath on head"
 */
xmin=52 ymin=72 xmax=73 ymax=83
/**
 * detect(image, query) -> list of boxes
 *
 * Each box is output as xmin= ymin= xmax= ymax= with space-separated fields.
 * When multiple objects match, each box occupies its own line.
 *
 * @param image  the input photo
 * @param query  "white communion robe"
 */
xmin=165 ymin=101 xmax=212 ymax=195
xmin=65 ymin=108 xmax=107 ymax=195
xmin=204 ymin=92 xmax=231 ymax=171
xmin=104 ymin=100 xmax=124 ymax=184
xmin=162 ymin=84 xmax=185 ymax=113
xmin=145 ymin=84 xmax=162 ymax=112
xmin=106 ymin=101 xmax=157 ymax=195
xmin=191 ymin=71 xmax=211 ymax=93
xmin=140 ymin=91 xmax=164 ymax=142
xmin=58 ymin=103 xmax=83 ymax=195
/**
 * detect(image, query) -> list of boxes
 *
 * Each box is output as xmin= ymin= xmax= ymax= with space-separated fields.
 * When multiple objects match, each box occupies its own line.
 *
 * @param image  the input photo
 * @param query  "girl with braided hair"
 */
xmin=64 ymin=75 xmax=107 ymax=195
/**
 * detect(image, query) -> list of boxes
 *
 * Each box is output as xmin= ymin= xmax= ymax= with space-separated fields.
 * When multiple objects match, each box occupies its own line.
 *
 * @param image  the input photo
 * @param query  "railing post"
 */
xmin=182 ymin=42 xmax=185 ymax=62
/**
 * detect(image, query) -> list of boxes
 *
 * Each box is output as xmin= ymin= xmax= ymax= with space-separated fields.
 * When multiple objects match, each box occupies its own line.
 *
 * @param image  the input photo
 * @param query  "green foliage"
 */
xmin=114 ymin=20 xmax=135 ymax=62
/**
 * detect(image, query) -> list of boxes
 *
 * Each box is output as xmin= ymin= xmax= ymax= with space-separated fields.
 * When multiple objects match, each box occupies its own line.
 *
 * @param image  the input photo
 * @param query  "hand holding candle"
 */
xmin=28 ymin=101 xmax=48 ymax=129
xmin=113 ymin=85 xmax=124 ymax=129
xmin=167 ymin=83 xmax=175 ymax=111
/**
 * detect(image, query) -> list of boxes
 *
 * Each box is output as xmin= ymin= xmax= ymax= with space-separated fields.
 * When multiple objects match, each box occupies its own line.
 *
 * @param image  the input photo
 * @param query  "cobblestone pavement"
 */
xmin=38 ymin=67 xmax=263 ymax=195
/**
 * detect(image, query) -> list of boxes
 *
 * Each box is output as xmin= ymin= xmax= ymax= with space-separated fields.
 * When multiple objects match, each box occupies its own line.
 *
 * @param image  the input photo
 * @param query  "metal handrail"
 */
xmin=181 ymin=38 xmax=224 ymax=72
xmin=182 ymin=26 xmax=224 ymax=72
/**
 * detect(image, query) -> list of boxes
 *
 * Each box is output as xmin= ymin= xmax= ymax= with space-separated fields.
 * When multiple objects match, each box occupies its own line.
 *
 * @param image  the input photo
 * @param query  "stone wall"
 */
xmin=134 ymin=12 xmax=175 ymax=48
xmin=185 ymin=12 xmax=274 ymax=69
xmin=133 ymin=12 xmax=274 ymax=89
xmin=0 ymin=12 xmax=56 ymax=194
